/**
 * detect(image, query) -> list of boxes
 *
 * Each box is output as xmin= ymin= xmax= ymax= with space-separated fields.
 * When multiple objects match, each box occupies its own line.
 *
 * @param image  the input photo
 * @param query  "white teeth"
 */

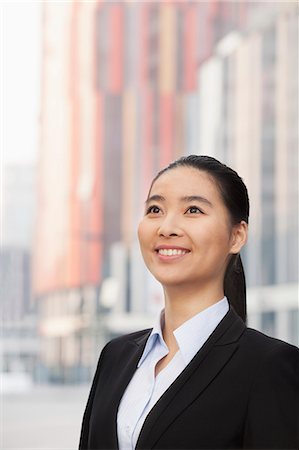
xmin=158 ymin=249 xmax=187 ymax=256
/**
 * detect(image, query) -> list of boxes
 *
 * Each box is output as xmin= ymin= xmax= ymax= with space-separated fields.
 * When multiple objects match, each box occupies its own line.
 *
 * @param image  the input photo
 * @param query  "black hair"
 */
xmin=151 ymin=155 xmax=249 ymax=322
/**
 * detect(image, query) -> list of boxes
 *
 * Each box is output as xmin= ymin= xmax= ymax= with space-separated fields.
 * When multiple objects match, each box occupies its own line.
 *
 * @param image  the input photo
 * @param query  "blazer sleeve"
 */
xmin=243 ymin=341 xmax=299 ymax=449
xmin=78 ymin=342 xmax=110 ymax=450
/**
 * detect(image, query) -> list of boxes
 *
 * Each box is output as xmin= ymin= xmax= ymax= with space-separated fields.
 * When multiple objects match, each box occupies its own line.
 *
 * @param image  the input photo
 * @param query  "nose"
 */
xmin=158 ymin=215 xmax=183 ymax=237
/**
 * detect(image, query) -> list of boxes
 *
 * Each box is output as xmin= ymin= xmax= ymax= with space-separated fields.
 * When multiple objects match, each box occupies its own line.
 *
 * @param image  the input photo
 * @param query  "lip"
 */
xmin=155 ymin=245 xmax=191 ymax=251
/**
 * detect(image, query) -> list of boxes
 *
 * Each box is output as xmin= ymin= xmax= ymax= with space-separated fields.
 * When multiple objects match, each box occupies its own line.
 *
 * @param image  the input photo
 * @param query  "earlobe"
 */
xmin=230 ymin=221 xmax=248 ymax=254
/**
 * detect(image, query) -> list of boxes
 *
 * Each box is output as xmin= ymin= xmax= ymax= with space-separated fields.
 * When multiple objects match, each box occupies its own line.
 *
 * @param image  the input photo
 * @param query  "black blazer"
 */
xmin=79 ymin=307 xmax=299 ymax=449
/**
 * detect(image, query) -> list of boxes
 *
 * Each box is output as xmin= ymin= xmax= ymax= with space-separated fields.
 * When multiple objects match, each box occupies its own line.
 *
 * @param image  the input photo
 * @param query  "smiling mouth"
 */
xmin=156 ymin=248 xmax=190 ymax=257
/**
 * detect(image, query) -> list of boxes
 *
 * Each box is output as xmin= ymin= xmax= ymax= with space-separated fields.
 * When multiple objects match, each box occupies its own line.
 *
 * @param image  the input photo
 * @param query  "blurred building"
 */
xmin=35 ymin=0 xmax=298 ymax=382
xmin=34 ymin=1 xmax=102 ymax=382
xmin=1 ymin=164 xmax=38 ymax=375
xmin=95 ymin=1 xmax=254 ymax=336
xmin=192 ymin=1 xmax=298 ymax=345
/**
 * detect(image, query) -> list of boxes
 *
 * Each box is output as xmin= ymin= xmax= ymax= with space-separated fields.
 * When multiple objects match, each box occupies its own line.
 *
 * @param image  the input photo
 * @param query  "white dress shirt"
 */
xmin=117 ymin=297 xmax=229 ymax=450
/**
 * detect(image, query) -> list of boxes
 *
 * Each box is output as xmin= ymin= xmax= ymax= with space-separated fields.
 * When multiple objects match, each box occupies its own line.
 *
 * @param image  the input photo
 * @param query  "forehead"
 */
xmin=150 ymin=166 xmax=222 ymax=202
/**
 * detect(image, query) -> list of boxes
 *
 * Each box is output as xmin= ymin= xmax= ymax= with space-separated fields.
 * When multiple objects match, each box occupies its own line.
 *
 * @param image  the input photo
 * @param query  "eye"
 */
xmin=146 ymin=205 xmax=161 ymax=215
xmin=185 ymin=206 xmax=203 ymax=214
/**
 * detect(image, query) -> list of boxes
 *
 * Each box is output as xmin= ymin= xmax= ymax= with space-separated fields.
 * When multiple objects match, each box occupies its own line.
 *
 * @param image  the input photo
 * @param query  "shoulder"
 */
xmin=239 ymin=326 xmax=299 ymax=375
xmin=242 ymin=326 xmax=298 ymax=353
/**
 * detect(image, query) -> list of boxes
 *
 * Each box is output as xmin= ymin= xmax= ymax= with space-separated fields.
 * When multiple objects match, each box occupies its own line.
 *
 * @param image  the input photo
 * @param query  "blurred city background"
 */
xmin=1 ymin=1 xmax=298 ymax=448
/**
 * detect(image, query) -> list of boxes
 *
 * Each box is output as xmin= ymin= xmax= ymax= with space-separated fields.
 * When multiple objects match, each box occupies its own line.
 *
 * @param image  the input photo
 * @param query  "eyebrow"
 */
xmin=145 ymin=195 xmax=165 ymax=206
xmin=181 ymin=195 xmax=213 ymax=207
xmin=145 ymin=194 xmax=213 ymax=208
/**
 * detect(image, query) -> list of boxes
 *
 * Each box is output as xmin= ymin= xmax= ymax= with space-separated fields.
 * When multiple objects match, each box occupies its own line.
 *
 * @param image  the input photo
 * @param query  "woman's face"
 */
xmin=138 ymin=166 xmax=247 ymax=290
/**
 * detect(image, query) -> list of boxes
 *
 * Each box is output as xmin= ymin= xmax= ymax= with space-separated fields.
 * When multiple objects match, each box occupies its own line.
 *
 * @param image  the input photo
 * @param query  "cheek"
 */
xmin=193 ymin=219 xmax=231 ymax=248
xmin=209 ymin=226 xmax=233 ymax=255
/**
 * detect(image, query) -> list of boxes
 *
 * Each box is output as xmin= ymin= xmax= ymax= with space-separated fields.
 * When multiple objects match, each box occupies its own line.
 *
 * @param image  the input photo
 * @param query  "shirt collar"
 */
xmin=138 ymin=297 xmax=229 ymax=368
xmin=137 ymin=310 xmax=167 ymax=368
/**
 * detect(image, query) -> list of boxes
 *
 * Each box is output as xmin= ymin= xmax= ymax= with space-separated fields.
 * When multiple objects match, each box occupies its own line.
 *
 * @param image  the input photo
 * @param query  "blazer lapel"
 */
xmin=99 ymin=330 xmax=151 ymax=448
xmin=136 ymin=308 xmax=246 ymax=450
xmin=112 ymin=332 xmax=150 ymax=398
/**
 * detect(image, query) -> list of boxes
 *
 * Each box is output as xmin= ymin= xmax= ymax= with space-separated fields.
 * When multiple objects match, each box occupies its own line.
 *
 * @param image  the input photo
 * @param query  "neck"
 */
xmin=162 ymin=282 xmax=224 ymax=333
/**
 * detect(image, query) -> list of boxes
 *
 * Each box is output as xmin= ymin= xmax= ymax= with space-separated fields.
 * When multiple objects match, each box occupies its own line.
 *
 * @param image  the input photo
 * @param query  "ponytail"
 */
xmin=224 ymin=254 xmax=247 ymax=323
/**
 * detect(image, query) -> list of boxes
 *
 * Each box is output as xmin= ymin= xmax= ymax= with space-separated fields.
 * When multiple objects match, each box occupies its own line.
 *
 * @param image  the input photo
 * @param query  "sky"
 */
xmin=1 ymin=1 xmax=41 ymax=166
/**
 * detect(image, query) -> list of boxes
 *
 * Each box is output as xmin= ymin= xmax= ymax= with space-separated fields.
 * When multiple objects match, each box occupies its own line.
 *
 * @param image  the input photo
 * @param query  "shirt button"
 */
xmin=125 ymin=425 xmax=130 ymax=436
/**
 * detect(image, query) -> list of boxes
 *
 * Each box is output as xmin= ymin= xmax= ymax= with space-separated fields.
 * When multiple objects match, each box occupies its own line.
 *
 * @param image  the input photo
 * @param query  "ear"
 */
xmin=229 ymin=221 xmax=248 ymax=254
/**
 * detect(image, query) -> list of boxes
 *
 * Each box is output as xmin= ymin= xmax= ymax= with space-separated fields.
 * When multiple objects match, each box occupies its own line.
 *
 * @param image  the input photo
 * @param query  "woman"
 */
xmin=79 ymin=155 xmax=299 ymax=450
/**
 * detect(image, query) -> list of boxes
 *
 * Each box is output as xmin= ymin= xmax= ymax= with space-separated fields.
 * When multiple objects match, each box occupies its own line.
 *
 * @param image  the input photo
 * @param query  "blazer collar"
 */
xmin=134 ymin=306 xmax=246 ymax=449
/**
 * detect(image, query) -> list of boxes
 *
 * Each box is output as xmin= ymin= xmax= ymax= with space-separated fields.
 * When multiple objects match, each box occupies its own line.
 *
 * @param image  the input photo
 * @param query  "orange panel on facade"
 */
xmin=109 ymin=4 xmax=124 ymax=93
xmin=184 ymin=5 xmax=198 ymax=91
xmin=160 ymin=94 xmax=174 ymax=169
xmin=34 ymin=2 xmax=102 ymax=294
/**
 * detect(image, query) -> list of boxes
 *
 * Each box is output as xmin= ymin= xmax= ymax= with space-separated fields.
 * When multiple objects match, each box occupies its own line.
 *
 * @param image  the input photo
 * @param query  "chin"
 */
xmin=153 ymin=274 xmax=187 ymax=288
